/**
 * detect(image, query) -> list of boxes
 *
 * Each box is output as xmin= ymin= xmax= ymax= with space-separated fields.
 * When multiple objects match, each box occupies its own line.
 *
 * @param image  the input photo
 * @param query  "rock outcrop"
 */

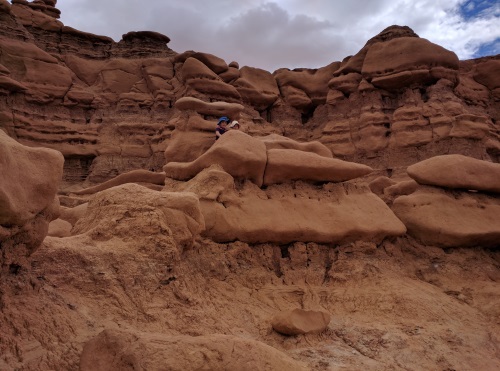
xmin=0 ymin=129 xmax=63 ymax=268
xmin=1 ymin=9 xmax=498 ymax=182
xmin=392 ymin=155 xmax=500 ymax=248
xmin=1 ymin=5 xmax=500 ymax=371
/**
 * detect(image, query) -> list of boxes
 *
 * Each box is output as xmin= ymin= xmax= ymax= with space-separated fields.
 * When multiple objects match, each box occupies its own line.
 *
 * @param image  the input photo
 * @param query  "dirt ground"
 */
xmin=1 ymin=232 xmax=499 ymax=370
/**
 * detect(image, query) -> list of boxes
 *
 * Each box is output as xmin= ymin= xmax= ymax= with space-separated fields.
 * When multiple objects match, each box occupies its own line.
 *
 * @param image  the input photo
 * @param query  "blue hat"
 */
xmin=218 ymin=116 xmax=229 ymax=125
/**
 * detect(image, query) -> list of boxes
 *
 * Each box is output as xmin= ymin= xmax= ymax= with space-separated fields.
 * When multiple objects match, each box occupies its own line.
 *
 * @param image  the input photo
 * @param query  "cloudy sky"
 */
xmin=56 ymin=0 xmax=500 ymax=72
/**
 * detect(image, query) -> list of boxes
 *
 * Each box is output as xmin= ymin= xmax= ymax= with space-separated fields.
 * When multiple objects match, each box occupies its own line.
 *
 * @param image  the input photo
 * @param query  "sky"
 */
xmin=54 ymin=0 xmax=500 ymax=72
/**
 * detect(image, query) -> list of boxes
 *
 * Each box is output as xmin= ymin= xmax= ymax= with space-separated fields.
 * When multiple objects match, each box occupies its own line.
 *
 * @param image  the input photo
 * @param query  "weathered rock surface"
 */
xmin=190 ymin=169 xmax=406 ymax=244
xmin=392 ymin=187 xmax=500 ymax=248
xmin=80 ymin=330 xmax=306 ymax=371
xmin=72 ymin=183 xmax=204 ymax=248
xmin=1 ymin=6 xmax=500 ymax=371
xmin=0 ymin=129 xmax=63 ymax=268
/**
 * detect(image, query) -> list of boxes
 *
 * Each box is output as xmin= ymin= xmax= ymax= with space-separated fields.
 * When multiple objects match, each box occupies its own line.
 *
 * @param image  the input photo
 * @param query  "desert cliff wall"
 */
xmin=0 ymin=1 xmax=498 ymax=185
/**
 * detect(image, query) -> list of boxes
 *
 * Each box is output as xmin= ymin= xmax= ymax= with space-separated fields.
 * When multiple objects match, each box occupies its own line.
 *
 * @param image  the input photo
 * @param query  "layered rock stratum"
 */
xmin=1 ymin=1 xmax=499 ymax=370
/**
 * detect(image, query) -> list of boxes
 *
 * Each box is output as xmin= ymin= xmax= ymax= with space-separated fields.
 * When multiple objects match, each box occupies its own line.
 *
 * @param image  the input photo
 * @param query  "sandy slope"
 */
xmin=1 ymin=233 xmax=499 ymax=370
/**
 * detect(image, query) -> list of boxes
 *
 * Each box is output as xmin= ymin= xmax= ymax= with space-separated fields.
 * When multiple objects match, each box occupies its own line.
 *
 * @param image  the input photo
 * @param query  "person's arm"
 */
xmin=215 ymin=127 xmax=222 ymax=139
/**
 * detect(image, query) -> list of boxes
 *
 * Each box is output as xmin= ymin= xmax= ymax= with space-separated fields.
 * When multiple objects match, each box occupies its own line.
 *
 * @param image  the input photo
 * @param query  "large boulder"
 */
xmin=392 ymin=188 xmax=500 ymax=248
xmin=272 ymin=308 xmax=331 ymax=336
xmin=0 ymin=130 xmax=63 ymax=267
xmin=407 ymin=155 xmax=500 ymax=193
xmin=0 ymin=130 xmax=63 ymax=225
xmin=80 ymin=330 xmax=306 ymax=371
xmin=164 ymin=130 xmax=268 ymax=186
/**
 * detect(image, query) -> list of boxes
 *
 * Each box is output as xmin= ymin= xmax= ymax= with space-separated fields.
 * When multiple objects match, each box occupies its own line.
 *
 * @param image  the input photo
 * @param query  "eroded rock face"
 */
xmin=392 ymin=187 xmax=500 ymax=248
xmin=72 ymin=183 xmax=204 ymax=248
xmin=183 ymin=167 xmax=406 ymax=244
xmin=0 ymin=14 xmax=498 ymax=182
xmin=0 ymin=129 xmax=63 ymax=268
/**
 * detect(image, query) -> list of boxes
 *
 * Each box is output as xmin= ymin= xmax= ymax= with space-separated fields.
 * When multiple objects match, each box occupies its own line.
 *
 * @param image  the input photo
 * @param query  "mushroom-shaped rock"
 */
xmin=80 ymin=330 xmax=306 ymax=371
xmin=191 ymin=51 xmax=228 ymax=74
xmin=263 ymin=149 xmax=372 ymax=185
xmin=175 ymin=96 xmax=244 ymax=119
xmin=259 ymin=134 xmax=333 ymax=158
xmin=362 ymin=37 xmax=459 ymax=90
xmin=164 ymin=130 xmax=267 ymax=186
xmin=72 ymin=183 xmax=204 ymax=248
xmin=407 ymin=155 xmax=500 ymax=193
xmin=272 ymin=308 xmax=331 ymax=336
xmin=392 ymin=188 xmax=500 ymax=248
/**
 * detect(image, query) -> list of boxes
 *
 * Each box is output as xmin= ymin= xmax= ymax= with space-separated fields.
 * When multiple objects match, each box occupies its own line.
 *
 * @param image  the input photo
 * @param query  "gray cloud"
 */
xmin=55 ymin=0 xmax=500 ymax=72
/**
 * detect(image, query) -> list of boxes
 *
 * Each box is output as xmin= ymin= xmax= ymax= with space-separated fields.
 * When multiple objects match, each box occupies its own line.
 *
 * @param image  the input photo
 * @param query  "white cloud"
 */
xmin=54 ymin=0 xmax=500 ymax=71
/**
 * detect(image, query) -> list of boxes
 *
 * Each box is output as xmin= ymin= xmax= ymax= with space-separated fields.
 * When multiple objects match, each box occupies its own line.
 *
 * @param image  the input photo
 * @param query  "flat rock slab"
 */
xmin=392 ymin=188 xmax=500 ymax=248
xmin=407 ymin=154 xmax=500 ymax=193
xmin=272 ymin=308 xmax=331 ymax=335
xmin=202 ymin=187 xmax=406 ymax=244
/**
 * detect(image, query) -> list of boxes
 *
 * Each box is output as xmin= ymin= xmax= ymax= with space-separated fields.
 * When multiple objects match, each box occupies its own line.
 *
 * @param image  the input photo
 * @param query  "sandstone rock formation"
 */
xmin=72 ymin=183 xmax=204 ymax=248
xmin=1 ymin=3 xmax=500 ymax=370
xmin=392 ymin=155 xmax=500 ymax=248
xmin=181 ymin=167 xmax=406 ymax=244
xmin=0 ymin=129 xmax=63 ymax=268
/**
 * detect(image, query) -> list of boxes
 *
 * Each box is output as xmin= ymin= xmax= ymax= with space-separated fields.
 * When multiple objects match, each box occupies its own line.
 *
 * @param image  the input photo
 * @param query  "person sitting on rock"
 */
xmin=228 ymin=120 xmax=240 ymax=130
xmin=215 ymin=116 xmax=230 ymax=140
